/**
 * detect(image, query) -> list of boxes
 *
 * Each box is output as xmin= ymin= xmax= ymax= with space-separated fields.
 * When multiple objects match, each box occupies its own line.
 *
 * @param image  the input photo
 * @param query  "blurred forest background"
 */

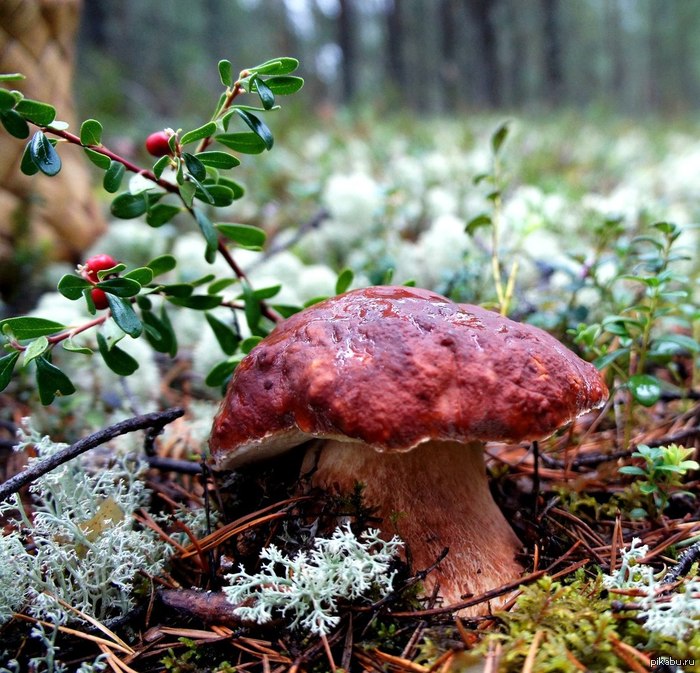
xmin=77 ymin=0 xmax=700 ymax=125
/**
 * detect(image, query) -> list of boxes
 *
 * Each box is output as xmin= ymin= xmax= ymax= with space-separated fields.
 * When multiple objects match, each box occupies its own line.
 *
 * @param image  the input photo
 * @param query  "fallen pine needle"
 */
xmin=53 ymin=594 xmax=133 ymax=654
xmin=521 ymin=629 xmax=544 ymax=673
xmin=373 ymin=648 xmax=430 ymax=673
xmin=13 ymin=613 xmax=133 ymax=655
xmin=99 ymin=643 xmax=140 ymax=673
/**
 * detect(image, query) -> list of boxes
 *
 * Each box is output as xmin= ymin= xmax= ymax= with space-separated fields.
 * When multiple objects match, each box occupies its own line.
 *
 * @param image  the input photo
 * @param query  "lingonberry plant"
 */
xmin=0 ymin=58 xmax=304 ymax=405
xmin=573 ymin=221 xmax=700 ymax=444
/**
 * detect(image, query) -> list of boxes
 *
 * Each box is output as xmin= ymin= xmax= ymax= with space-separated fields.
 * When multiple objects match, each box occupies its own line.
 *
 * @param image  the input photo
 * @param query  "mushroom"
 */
xmin=209 ymin=286 xmax=608 ymax=614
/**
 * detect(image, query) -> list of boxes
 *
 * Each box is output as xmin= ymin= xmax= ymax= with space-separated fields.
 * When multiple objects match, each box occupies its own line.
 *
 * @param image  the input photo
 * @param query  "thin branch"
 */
xmin=662 ymin=539 xmax=700 ymax=584
xmin=146 ymin=455 xmax=203 ymax=474
xmin=540 ymin=423 xmax=700 ymax=470
xmin=0 ymin=407 xmax=184 ymax=502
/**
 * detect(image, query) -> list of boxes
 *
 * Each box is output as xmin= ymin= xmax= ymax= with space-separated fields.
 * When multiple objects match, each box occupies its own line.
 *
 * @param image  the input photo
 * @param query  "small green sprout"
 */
xmin=619 ymin=443 xmax=698 ymax=516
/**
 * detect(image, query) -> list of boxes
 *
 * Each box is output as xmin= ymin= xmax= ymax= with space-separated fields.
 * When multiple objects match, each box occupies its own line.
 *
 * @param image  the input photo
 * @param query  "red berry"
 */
xmin=81 ymin=254 xmax=119 ymax=282
xmin=145 ymin=130 xmax=173 ymax=157
xmin=91 ymin=288 xmax=110 ymax=310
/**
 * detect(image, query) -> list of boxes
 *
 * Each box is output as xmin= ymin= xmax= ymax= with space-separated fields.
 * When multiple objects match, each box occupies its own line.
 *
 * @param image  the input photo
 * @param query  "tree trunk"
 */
xmin=605 ymin=0 xmax=625 ymax=107
xmin=540 ymin=0 xmax=563 ymax=105
xmin=440 ymin=0 xmax=460 ymax=110
xmin=464 ymin=0 xmax=501 ymax=107
xmin=385 ymin=0 xmax=405 ymax=92
xmin=0 ymin=0 xmax=106 ymax=309
xmin=337 ymin=0 xmax=356 ymax=103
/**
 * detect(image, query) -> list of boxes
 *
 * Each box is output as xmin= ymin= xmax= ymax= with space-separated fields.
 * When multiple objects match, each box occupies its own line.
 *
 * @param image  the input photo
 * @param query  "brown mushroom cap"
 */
xmin=210 ymin=286 xmax=608 ymax=468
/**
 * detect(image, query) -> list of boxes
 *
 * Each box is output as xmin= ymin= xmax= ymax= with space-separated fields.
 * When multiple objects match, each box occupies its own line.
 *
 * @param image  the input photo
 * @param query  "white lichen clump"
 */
xmin=604 ymin=537 xmax=700 ymax=639
xmin=224 ymin=525 xmax=403 ymax=635
xmin=0 ymin=422 xmax=171 ymax=627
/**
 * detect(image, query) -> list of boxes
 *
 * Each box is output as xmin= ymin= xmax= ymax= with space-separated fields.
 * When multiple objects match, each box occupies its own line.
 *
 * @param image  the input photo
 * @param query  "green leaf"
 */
xmin=35 ymin=356 xmax=76 ymax=404
xmin=215 ymin=222 xmax=266 ymax=249
xmin=0 ymin=74 xmax=25 ymax=82
xmin=241 ymin=336 xmax=263 ymax=353
xmin=195 ymin=151 xmax=240 ymax=169
xmin=167 ymin=295 xmax=223 ymax=310
xmin=0 ymin=109 xmax=29 ymax=138
xmin=651 ymin=333 xmax=700 ymax=355
xmin=1 ymin=317 xmax=66 ymax=340
xmin=110 ymin=192 xmax=148 ymax=219
xmin=216 ymin=132 xmax=267 ymax=154
xmin=160 ymin=283 xmax=194 ymax=298
xmin=250 ymin=57 xmax=299 ymax=75
xmin=103 ymin=160 xmax=126 ymax=193
xmin=195 ymin=183 xmax=234 ymax=207
xmin=241 ymin=282 xmax=264 ymax=336
xmin=194 ymin=209 xmax=219 ymax=263
xmin=15 ymin=98 xmax=56 ymax=126
xmin=146 ymin=203 xmax=182 ymax=227
xmin=335 ymin=268 xmax=354 ymax=295
xmin=141 ymin=309 xmax=177 ymax=356
xmin=271 ymin=304 xmax=302 ymax=319
xmin=239 ymin=284 xmax=281 ymax=301
xmin=208 ymin=278 xmax=237 ymax=294
xmin=83 ymin=147 xmax=112 ymax=170
xmin=179 ymin=180 xmax=197 ymax=207
xmin=29 ymin=131 xmax=61 ymax=176
xmin=491 ymin=120 xmax=510 ymax=154
xmin=253 ymin=76 xmax=275 ymax=110
xmin=183 ymin=152 xmax=207 ymax=181
xmin=263 ymin=75 xmax=304 ymax=96
xmin=123 ymin=267 xmax=154 ymax=286
xmin=627 ymin=374 xmax=662 ymax=407
xmin=153 ymin=154 xmax=171 ymax=178
xmin=205 ymin=313 xmax=240 ymax=355
xmin=147 ymin=254 xmax=177 ymax=276
xmin=218 ymin=59 xmax=233 ymax=87
xmin=180 ymin=122 xmax=217 ymax=146
xmin=96 ymin=277 xmax=141 ymax=297
xmin=96 ymin=333 xmax=139 ymax=376
xmin=157 ymin=305 xmax=177 ymax=357
xmin=216 ymin=177 xmax=245 ymax=200
xmin=619 ymin=466 xmax=647 ymax=476
xmin=653 ymin=221 xmax=679 ymax=236
xmin=0 ymin=351 xmax=20 ymax=391
xmin=233 ymin=109 xmax=273 ymax=150
xmin=205 ymin=358 xmax=240 ymax=387
xmin=106 ymin=295 xmax=142 ymax=337
xmin=23 ymin=335 xmax=49 ymax=365
xmin=57 ymin=274 xmax=91 ymax=300
xmin=592 ymin=347 xmax=630 ymax=370
xmin=0 ymin=88 xmax=19 ymax=112
xmin=62 ymin=338 xmax=93 ymax=355
xmin=80 ymin=119 xmax=103 ymax=145
xmin=20 ymin=141 xmax=39 ymax=175
xmin=465 ymin=214 xmax=492 ymax=235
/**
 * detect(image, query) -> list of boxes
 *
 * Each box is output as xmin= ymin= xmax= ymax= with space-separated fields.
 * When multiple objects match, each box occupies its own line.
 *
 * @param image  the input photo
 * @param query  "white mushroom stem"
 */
xmin=301 ymin=439 xmax=523 ymax=616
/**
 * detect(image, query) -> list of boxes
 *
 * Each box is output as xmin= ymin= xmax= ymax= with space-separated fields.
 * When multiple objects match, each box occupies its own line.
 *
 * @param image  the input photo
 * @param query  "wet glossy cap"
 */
xmin=210 ymin=286 xmax=608 ymax=469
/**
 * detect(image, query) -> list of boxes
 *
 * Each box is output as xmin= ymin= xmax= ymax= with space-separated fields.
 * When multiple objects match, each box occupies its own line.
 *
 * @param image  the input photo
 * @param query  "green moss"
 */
xmin=479 ymin=571 xmax=700 ymax=672
xmin=486 ymin=575 xmax=624 ymax=672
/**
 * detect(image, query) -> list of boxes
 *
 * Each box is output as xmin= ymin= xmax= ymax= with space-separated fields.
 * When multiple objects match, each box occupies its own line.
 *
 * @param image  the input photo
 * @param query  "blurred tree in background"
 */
xmin=76 ymin=0 xmax=700 ymax=124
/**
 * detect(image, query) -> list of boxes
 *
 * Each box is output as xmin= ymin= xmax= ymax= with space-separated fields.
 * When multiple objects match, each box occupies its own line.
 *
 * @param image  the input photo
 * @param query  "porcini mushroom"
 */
xmin=209 ymin=286 xmax=608 ymax=614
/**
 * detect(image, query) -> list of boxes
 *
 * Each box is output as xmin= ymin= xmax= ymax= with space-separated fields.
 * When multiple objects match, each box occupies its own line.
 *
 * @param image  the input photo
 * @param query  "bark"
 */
xmin=540 ymin=0 xmax=563 ymax=105
xmin=385 ymin=0 xmax=406 ymax=90
xmin=464 ymin=0 xmax=501 ymax=107
xmin=440 ymin=0 xmax=460 ymax=110
xmin=337 ymin=0 xmax=357 ymax=103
